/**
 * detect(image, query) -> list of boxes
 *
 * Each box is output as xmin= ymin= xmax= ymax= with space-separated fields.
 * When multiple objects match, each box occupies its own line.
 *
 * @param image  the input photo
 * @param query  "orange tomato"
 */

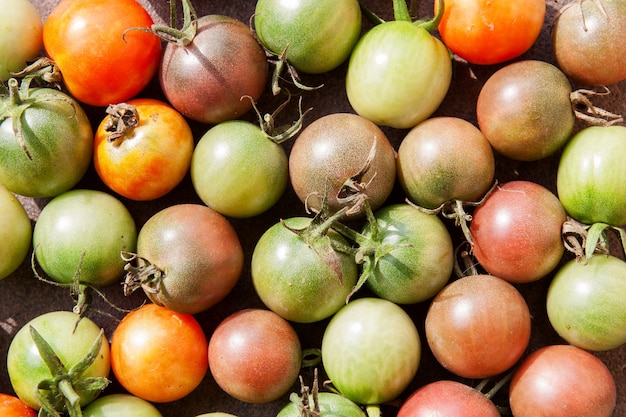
xmin=436 ymin=0 xmax=545 ymax=65
xmin=43 ymin=0 xmax=161 ymax=106
xmin=93 ymin=98 xmax=194 ymax=201
xmin=110 ymin=303 xmax=209 ymax=403
xmin=0 ymin=393 xmax=37 ymax=417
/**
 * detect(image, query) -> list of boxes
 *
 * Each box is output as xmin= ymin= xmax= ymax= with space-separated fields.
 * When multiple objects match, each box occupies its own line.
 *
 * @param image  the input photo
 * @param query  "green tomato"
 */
xmin=7 ymin=311 xmax=110 ymax=411
xmin=254 ymin=0 xmax=362 ymax=74
xmin=346 ymin=20 xmax=452 ymax=129
xmin=557 ymin=125 xmax=626 ymax=226
xmin=547 ymin=254 xmax=626 ymax=351
xmin=0 ymin=183 xmax=31 ymax=279
xmin=0 ymin=0 xmax=42 ymax=81
xmin=191 ymin=120 xmax=288 ymax=218
xmin=33 ymin=189 xmax=137 ymax=287
xmin=83 ymin=394 xmax=162 ymax=417
xmin=277 ymin=392 xmax=366 ymax=417
xmin=321 ymin=297 xmax=421 ymax=405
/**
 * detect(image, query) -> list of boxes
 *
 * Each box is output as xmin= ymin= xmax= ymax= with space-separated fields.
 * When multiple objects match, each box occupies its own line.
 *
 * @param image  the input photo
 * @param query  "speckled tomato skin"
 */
xmin=159 ymin=14 xmax=268 ymax=124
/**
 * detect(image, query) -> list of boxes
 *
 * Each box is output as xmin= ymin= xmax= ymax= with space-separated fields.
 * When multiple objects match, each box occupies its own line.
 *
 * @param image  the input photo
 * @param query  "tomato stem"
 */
xmin=418 ymin=0 xmax=445 ymax=32
xmin=393 ymin=0 xmax=412 ymax=22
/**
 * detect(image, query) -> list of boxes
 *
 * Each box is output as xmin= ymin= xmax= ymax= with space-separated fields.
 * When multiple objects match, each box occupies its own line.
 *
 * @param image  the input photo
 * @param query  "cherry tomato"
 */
xmin=82 ymin=394 xmax=163 ymax=417
xmin=43 ymin=0 xmax=161 ymax=106
xmin=425 ymin=274 xmax=531 ymax=378
xmin=0 ymin=0 xmax=42 ymax=81
xmin=469 ymin=181 xmax=567 ymax=283
xmin=110 ymin=303 xmax=209 ymax=403
xmin=93 ymin=98 xmax=194 ymax=201
xmin=0 ymin=184 xmax=31 ymax=280
xmin=509 ymin=345 xmax=616 ymax=417
xmin=277 ymin=392 xmax=366 ymax=417
xmin=436 ymin=0 xmax=546 ymax=65
xmin=208 ymin=308 xmax=302 ymax=403
xmin=552 ymin=0 xmax=626 ymax=86
xmin=0 ymin=393 xmax=36 ymax=417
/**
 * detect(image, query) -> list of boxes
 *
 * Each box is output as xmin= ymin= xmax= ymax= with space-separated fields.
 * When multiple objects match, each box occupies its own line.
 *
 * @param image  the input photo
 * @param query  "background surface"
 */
xmin=2 ymin=0 xmax=625 ymax=416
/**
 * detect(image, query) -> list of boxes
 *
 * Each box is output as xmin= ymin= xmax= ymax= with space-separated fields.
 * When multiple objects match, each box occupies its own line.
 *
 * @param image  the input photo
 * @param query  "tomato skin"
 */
xmin=321 ymin=297 xmax=421 ymax=405
xmin=43 ymin=0 xmax=161 ymax=107
xmin=469 ymin=181 xmax=567 ymax=283
xmin=397 ymin=380 xmax=500 ymax=417
xmin=7 ymin=311 xmax=111 ymax=411
xmin=191 ymin=120 xmax=288 ymax=218
xmin=82 ymin=394 xmax=163 ymax=417
xmin=254 ymin=0 xmax=361 ymax=74
xmin=208 ymin=309 xmax=302 ymax=404
xmin=33 ymin=189 xmax=137 ymax=287
xmin=396 ymin=116 xmax=495 ymax=209
xmin=346 ymin=21 xmax=452 ymax=129
xmin=94 ymin=98 xmax=194 ymax=201
xmin=0 ymin=0 xmax=42 ymax=81
xmin=0 ymin=393 xmax=37 ymax=417
xmin=547 ymin=255 xmax=626 ymax=351
xmin=509 ymin=345 xmax=616 ymax=417
xmin=556 ymin=125 xmax=626 ymax=226
xmin=0 ymin=184 xmax=31 ymax=280
xmin=160 ymin=14 xmax=268 ymax=124
xmin=552 ymin=0 xmax=626 ymax=86
xmin=277 ymin=392 xmax=366 ymax=417
xmin=110 ymin=303 xmax=209 ymax=403
xmin=425 ymin=274 xmax=531 ymax=379
xmin=436 ymin=0 xmax=545 ymax=65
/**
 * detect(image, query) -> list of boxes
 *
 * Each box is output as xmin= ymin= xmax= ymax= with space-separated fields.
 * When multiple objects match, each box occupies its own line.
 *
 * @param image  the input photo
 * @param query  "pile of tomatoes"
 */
xmin=1 ymin=0 xmax=625 ymax=416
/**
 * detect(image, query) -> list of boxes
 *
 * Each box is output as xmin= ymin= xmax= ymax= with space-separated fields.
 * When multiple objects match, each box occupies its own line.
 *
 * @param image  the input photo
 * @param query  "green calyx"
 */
xmin=360 ymin=0 xmax=445 ymax=32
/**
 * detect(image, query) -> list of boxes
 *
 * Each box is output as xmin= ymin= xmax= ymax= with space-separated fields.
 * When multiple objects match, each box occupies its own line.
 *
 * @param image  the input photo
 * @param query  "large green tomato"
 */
xmin=191 ymin=120 xmax=288 ymax=218
xmin=321 ymin=297 xmax=421 ymax=405
xmin=33 ymin=189 xmax=137 ymax=287
xmin=547 ymin=254 xmax=626 ymax=351
xmin=254 ymin=0 xmax=362 ymax=74
xmin=0 ymin=183 xmax=31 ymax=279
xmin=0 ymin=0 xmax=43 ymax=80
xmin=557 ymin=125 xmax=626 ymax=226
xmin=346 ymin=20 xmax=452 ymax=129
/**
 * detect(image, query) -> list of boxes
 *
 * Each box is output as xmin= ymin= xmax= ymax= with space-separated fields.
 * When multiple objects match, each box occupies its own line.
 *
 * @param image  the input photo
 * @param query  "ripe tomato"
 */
xmin=43 ymin=0 xmax=161 ymax=106
xmin=110 ymin=303 xmax=209 ymax=403
xmin=208 ymin=309 xmax=302 ymax=404
xmin=0 ymin=0 xmax=42 ymax=81
xmin=469 ymin=181 xmax=567 ymax=283
xmin=93 ymin=98 xmax=194 ymax=201
xmin=436 ymin=0 xmax=546 ymax=65
xmin=321 ymin=297 xmax=421 ymax=405
xmin=0 ymin=184 xmax=31 ymax=280
xmin=425 ymin=274 xmax=531 ymax=378
xmin=509 ymin=345 xmax=616 ymax=417
xmin=0 ymin=393 xmax=36 ymax=417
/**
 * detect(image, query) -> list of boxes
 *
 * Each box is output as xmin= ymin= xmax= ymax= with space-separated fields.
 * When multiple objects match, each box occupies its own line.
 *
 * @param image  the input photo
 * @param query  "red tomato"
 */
xmin=436 ymin=0 xmax=546 ymax=65
xmin=43 ymin=0 xmax=161 ymax=106
xmin=0 ymin=394 xmax=36 ymax=417
xmin=93 ymin=99 xmax=194 ymax=201
xmin=110 ymin=303 xmax=209 ymax=403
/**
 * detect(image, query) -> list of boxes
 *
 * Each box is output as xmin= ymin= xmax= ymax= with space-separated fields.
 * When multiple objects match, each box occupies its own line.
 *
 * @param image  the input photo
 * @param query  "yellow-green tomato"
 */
xmin=346 ymin=21 xmax=452 ymax=129
xmin=191 ymin=120 xmax=288 ymax=218
xmin=254 ymin=0 xmax=362 ymax=74
xmin=82 ymin=394 xmax=163 ymax=417
xmin=0 ymin=184 xmax=31 ymax=279
xmin=0 ymin=0 xmax=42 ymax=80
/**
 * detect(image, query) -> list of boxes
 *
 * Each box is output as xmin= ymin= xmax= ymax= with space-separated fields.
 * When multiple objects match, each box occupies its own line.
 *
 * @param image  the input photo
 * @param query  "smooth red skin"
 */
xmin=43 ymin=0 xmax=161 ymax=107
xmin=0 ymin=394 xmax=37 ymax=417
xmin=553 ymin=0 xmax=626 ymax=86
xmin=470 ymin=180 xmax=566 ymax=283
xmin=208 ymin=309 xmax=302 ymax=404
xmin=397 ymin=380 xmax=500 ymax=417
xmin=509 ymin=345 xmax=616 ymax=417
xmin=160 ymin=14 xmax=268 ymax=124
xmin=111 ymin=303 xmax=209 ymax=403
xmin=425 ymin=274 xmax=531 ymax=379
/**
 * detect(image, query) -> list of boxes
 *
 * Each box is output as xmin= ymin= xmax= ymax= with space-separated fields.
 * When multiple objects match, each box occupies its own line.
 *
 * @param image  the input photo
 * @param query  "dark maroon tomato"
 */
xmin=160 ymin=14 xmax=268 ymax=124
xmin=208 ymin=309 xmax=302 ymax=404
xmin=397 ymin=380 xmax=500 ymax=417
xmin=469 ymin=180 xmax=567 ymax=283
xmin=552 ymin=0 xmax=626 ymax=86
xmin=288 ymin=113 xmax=396 ymax=218
xmin=476 ymin=60 xmax=575 ymax=161
xmin=425 ymin=274 xmax=531 ymax=379
xmin=509 ymin=345 xmax=616 ymax=417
